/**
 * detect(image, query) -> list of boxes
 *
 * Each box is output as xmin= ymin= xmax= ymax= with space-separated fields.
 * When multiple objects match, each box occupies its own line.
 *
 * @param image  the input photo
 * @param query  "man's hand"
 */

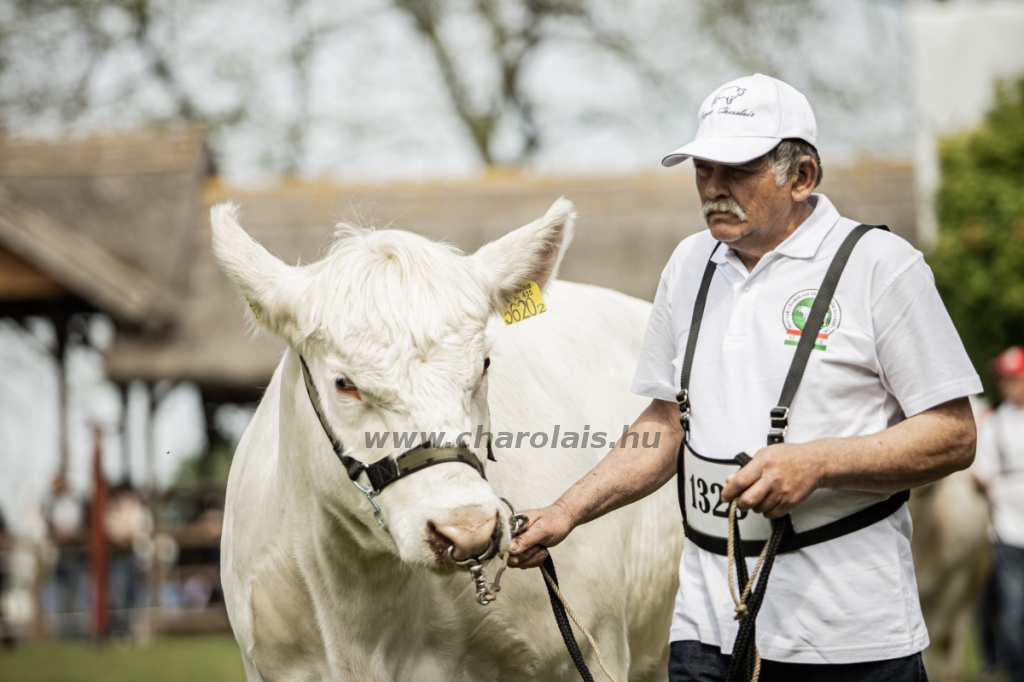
xmin=721 ymin=442 xmax=823 ymax=519
xmin=507 ymin=501 xmax=576 ymax=569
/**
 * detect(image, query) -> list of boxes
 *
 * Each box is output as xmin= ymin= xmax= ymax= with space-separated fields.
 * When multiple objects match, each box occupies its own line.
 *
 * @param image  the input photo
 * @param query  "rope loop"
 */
xmin=725 ymin=498 xmax=777 ymax=682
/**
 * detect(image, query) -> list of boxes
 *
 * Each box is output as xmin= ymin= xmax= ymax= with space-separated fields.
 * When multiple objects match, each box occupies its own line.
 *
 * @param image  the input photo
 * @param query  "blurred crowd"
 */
xmin=0 ymin=477 xmax=226 ymax=641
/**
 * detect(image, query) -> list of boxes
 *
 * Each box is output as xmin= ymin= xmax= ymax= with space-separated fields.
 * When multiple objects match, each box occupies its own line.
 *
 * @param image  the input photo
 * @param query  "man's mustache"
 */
xmin=702 ymin=198 xmax=746 ymax=223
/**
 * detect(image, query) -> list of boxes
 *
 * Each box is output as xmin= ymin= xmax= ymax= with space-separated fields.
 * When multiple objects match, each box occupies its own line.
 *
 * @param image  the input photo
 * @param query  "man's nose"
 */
xmin=704 ymin=167 xmax=730 ymax=200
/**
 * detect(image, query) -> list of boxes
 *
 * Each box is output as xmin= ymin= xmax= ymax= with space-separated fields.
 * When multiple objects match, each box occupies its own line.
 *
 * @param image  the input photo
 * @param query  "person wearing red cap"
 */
xmin=973 ymin=346 xmax=1024 ymax=682
xmin=510 ymin=74 xmax=982 ymax=681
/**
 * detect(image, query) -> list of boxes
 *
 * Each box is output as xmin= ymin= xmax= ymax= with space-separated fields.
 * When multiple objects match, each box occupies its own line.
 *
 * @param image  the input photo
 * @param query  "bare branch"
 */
xmin=393 ymin=0 xmax=498 ymax=164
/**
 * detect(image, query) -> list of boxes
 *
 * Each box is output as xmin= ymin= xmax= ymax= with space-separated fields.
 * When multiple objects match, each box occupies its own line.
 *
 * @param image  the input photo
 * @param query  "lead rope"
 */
xmin=725 ymin=500 xmax=771 ymax=682
xmin=541 ymin=558 xmax=623 ymax=682
xmin=503 ymin=504 xmax=621 ymax=682
xmin=724 ymin=510 xmax=788 ymax=682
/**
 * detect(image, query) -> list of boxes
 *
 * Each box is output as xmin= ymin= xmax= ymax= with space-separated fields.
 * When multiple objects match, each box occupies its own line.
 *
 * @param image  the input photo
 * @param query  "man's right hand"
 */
xmin=507 ymin=501 xmax=576 ymax=569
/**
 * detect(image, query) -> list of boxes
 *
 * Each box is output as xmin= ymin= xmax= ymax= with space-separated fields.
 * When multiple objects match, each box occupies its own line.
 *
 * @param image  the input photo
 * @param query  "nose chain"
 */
xmin=447 ymin=497 xmax=527 ymax=605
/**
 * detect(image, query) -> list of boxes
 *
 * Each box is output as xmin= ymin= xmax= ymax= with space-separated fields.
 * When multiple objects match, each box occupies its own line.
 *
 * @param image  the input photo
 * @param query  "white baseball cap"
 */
xmin=661 ymin=74 xmax=817 ymax=167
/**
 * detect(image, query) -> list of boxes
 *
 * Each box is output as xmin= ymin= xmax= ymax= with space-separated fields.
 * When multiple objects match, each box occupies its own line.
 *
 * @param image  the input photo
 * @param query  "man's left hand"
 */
xmin=722 ymin=442 xmax=824 ymax=519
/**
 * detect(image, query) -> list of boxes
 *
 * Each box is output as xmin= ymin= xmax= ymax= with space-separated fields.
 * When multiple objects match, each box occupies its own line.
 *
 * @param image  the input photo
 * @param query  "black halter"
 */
xmin=298 ymin=355 xmax=491 ymax=494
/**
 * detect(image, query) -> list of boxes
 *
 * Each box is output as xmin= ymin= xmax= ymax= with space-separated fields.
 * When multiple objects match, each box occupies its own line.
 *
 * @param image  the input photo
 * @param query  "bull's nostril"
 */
xmin=427 ymin=509 xmax=499 ymax=562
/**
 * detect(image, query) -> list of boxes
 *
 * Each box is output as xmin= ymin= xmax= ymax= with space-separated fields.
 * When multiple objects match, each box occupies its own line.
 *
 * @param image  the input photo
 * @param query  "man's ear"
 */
xmin=210 ymin=203 xmax=306 ymax=345
xmin=791 ymin=157 xmax=818 ymax=202
xmin=471 ymin=198 xmax=576 ymax=313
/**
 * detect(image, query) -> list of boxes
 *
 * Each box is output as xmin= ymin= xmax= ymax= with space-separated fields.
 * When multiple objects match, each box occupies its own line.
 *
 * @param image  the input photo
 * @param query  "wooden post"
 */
xmin=89 ymin=425 xmax=108 ymax=640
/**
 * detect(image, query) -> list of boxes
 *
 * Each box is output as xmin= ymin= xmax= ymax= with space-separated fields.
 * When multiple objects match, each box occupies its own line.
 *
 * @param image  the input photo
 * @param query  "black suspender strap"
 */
xmin=767 ymin=224 xmax=884 ymax=444
xmin=677 ymin=242 xmax=722 ymax=433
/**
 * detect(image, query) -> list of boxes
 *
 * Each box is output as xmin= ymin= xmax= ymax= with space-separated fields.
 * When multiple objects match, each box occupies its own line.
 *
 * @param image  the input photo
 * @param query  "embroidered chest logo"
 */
xmin=782 ymin=289 xmax=841 ymax=351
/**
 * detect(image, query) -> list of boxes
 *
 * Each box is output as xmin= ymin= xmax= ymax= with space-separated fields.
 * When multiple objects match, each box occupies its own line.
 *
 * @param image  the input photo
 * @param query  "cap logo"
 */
xmin=711 ymin=86 xmax=746 ymax=106
xmin=701 ymin=85 xmax=755 ymax=121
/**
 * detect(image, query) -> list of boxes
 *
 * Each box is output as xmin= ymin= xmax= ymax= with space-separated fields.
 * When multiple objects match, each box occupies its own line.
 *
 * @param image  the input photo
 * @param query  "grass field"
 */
xmin=0 ymin=631 xmax=1009 ymax=681
xmin=0 ymin=636 xmax=246 ymax=682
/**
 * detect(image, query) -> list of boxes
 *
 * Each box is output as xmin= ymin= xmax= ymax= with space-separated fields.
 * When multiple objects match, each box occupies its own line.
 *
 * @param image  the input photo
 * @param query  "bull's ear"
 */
xmin=472 ymin=198 xmax=575 ymax=312
xmin=210 ymin=202 xmax=305 ymax=344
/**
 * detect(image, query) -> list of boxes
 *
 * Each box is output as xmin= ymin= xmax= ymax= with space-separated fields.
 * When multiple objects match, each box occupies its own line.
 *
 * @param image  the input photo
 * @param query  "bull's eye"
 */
xmin=335 ymin=377 xmax=360 ymax=399
xmin=483 ymin=357 xmax=490 ymax=375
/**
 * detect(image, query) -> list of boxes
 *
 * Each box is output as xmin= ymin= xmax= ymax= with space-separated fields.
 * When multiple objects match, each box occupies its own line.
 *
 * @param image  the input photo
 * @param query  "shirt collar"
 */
xmin=709 ymin=193 xmax=840 ymax=265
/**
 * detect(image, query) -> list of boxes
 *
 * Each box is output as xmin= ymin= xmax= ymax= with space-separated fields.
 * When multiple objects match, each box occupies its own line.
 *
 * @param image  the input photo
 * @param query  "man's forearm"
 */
xmin=556 ymin=398 xmax=682 ymax=527
xmin=816 ymin=397 xmax=977 ymax=492
xmin=723 ymin=397 xmax=978 ymax=518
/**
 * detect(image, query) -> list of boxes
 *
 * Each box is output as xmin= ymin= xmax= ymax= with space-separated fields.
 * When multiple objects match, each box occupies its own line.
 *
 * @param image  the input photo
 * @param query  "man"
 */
xmin=509 ymin=74 xmax=980 ymax=681
xmin=974 ymin=346 xmax=1024 ymax=682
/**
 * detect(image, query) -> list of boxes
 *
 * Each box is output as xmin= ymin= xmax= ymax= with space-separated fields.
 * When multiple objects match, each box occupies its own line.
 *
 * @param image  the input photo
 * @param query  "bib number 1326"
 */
xmin=689 ymin=474 xmax=748 ymax=519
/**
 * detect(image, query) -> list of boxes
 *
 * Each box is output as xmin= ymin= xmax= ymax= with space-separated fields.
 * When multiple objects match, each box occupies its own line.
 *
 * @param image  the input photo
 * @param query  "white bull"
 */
xmin=212 ymin=199 xmax=684 ymax=682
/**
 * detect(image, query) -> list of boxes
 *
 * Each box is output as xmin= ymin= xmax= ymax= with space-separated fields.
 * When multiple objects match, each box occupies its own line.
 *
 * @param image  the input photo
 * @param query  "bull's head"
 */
xmin=210 ymin=199 xmax=575 ymax=569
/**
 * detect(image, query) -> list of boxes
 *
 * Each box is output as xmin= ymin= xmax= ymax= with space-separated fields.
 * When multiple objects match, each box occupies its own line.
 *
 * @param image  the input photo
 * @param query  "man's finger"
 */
xmin=508 ymin=544 xmax=548 ymax=568
xmin=763 ymin=501 xmax=791 ymax=520
xmin=723 ymin=459 xmax=764 ymax=501
xmin=517 ymin=546 xmax=549 ymax=569
xmin=752 ymin=489 xmax=782 ymax=515
xmin=508 ymin=511 xmax=542 ymax=554
xmin=737 ymin=478 xmax=771 ymax=511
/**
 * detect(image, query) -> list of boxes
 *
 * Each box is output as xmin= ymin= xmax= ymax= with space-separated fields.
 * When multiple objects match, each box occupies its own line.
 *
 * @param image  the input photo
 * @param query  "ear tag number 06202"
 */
xmin=502 ymin=281 xmax=547 ymax=326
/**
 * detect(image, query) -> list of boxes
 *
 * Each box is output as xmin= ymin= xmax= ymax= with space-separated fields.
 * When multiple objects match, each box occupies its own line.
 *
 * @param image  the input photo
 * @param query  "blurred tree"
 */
xmin=0 ymin=1 xmax=197 ymax=123
xmin=0 ymin=0 xmax=240 ymax=172
xmin=390 ymin=0 xmax=661 ymax=165
xmin=0 ymin=0 xmax=911 ymax=178
xmin=928 ymin=78 xmax=1024 ymax=401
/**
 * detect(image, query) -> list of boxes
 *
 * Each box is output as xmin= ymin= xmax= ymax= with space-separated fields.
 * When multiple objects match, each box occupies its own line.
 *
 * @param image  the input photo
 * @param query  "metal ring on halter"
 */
xmin=500 ymin=497 xmax=529 ymax=538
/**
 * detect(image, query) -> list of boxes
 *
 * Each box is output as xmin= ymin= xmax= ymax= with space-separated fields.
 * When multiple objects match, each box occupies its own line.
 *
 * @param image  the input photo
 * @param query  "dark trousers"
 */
xmin=668 ymin=640 xmax=928 ymax=682
xmin=989 ymin=543 xmax=1024 ymax=682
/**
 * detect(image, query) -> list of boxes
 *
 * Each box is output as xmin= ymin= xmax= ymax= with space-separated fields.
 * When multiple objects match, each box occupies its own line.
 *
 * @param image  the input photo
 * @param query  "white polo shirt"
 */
xmin=632 ymin=194 xmax=982 ymax=664
xmin=974 ymin=402 xmax=1024 ymax=548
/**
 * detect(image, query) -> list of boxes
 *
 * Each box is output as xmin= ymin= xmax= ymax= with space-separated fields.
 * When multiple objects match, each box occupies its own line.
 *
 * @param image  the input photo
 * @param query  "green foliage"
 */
xmin=929 ymin=78 xmax=1024 ymax=400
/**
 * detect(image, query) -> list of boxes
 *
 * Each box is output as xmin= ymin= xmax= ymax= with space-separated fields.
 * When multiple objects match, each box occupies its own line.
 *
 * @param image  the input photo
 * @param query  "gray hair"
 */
xmin=765 ymin=139 xmax=823 ymax=188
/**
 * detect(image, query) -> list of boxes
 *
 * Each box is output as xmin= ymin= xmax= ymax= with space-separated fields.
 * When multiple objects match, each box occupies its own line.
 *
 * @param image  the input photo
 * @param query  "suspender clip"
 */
xmin=768 ymin=406 xmax=789 ymax=444
xmin=676 ymin=389 xmax=690 ymax=431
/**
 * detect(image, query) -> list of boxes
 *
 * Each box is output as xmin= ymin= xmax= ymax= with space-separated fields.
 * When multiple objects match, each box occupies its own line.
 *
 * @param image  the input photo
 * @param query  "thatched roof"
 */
xmin=0 ymin=128 xmax=206 ymax=328
xmin=105 ymin=161 xmax=916 ymax=391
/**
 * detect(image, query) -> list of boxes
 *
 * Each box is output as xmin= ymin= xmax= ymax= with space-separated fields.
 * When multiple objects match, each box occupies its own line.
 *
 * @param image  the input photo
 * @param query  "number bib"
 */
xmin=682 ymin=445 xmax=773 ymax=541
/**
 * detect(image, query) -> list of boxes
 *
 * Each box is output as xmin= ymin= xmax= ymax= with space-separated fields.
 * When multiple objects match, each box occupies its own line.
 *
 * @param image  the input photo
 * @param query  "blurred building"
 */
xmin=107 ymin=158 xmax=917 ymax=395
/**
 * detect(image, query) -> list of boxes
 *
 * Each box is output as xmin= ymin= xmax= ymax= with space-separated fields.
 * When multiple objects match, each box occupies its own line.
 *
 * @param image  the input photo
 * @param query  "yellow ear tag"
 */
xmin=501 ymin=281 xmax=547 ymax=326
xmin=246 ymin=298 xmax=263 ymax=326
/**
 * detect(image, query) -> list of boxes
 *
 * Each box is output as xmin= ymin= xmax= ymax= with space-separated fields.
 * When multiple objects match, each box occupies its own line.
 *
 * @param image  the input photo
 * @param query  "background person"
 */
xmin=974 ymin=345 xmax=1024 ymax=682
xmin=509 ymin=74 xmax=981 ymax=682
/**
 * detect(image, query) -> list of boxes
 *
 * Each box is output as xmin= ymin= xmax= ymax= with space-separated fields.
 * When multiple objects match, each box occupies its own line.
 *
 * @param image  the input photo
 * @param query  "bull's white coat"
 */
xmin=212 ymin=199 xmax=684 ymax=682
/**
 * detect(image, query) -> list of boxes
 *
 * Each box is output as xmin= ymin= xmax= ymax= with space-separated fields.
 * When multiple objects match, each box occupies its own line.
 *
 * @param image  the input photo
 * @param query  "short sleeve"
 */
xmin=631 ymin=271 xmax=679 ymax=402
xmin=872 ymin=256 xmax=982 ymax=417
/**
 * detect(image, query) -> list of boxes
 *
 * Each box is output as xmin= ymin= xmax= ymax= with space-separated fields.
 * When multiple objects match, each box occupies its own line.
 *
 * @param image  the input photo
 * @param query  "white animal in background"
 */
xmin=212 ymin=198 xmax=684 ymax=682
xmin=910 ymin=469 xmax=990 ymax=681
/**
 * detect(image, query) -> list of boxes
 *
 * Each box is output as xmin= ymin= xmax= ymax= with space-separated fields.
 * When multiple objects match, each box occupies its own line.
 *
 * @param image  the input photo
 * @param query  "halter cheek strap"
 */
xmin=298 ymin=355 xmax=490 ymax=495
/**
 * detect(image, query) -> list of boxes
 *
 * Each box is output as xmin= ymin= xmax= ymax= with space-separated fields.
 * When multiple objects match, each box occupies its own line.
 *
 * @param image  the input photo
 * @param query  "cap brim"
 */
xmin=661 ymin=136 xmax=782 ymax=167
